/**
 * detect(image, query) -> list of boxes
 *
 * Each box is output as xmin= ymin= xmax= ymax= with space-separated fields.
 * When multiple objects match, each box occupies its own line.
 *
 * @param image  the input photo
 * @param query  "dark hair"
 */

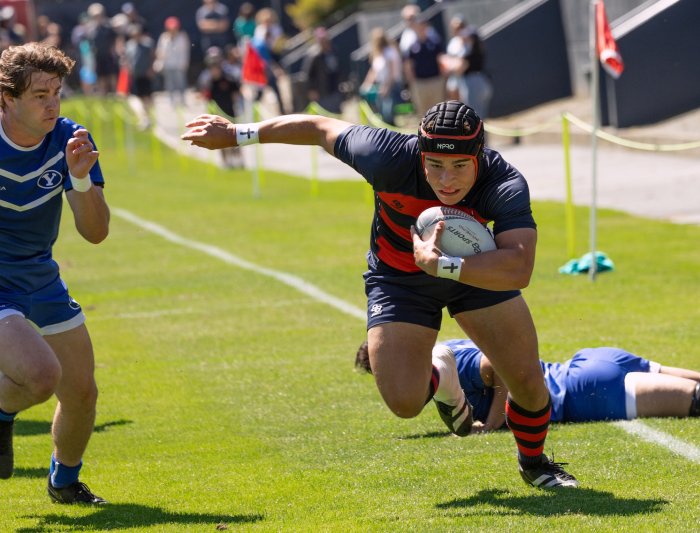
xmin=355 ymin=341 xmax=372 ymax=374
xmin=0 ymin=42 xmax=74 ymax=106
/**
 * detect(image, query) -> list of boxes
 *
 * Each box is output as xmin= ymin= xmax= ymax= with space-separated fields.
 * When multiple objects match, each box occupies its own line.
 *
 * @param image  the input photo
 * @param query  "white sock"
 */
xmin=432 ymin=344 xmax=465 ymax=406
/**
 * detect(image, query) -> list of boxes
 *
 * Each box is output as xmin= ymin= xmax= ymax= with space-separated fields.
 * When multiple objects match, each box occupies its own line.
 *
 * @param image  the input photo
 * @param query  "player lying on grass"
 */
xmin=182 ymin=101 xmax=578 ymax=488
xmin=356 ymin=340 xmax=700 ymax=432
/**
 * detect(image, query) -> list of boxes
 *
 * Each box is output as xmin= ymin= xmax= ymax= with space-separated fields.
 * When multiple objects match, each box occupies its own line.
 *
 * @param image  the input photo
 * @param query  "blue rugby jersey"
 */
xmin=446 ymin=340 xmax=652 ymax=424
xmin=0 ymin=117 xmax=104 ymax=292
xmin=334 ymin=125 xmax=536 ymax=272
xmin=444 ymin=338 xmax=568 ymax=423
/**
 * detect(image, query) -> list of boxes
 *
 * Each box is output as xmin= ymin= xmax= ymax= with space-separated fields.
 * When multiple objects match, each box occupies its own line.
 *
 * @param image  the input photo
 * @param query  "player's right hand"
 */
xmin=181 ymin=114 xmax=237 ymax=150
xmin=410 ymin=222 xmax=444 ymax=277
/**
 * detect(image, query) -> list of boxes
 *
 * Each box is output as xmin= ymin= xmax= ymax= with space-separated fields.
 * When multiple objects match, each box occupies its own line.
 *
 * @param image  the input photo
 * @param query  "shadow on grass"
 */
xmin=398 ymin=430 xmax=453 ymax=440
xmin=14 ymin=419 xmax=51 ymax=436
xmin=13 ymin=467 xmax=48 ymax=479
xmin=437 ymin=488 xmax=667 ymax=517
xmin=19 ymin=503 xmax=263 ymax=531
xmin=15 ymin=418 xmax=132 ymax=437
xmin=93 ymin=419 xmax=133 ymax=433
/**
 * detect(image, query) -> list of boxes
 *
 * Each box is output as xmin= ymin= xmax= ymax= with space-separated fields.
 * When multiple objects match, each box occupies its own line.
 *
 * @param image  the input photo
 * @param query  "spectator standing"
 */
xmin=196 ymin=46 xmax=242 ymax=167
xmin=197 ymin=47 xmax=240 ymax=119
xmin=41 ymin=22 xmax=63 ymax=50
xmin=442 ymin=16 xmax=493 ymax=119
xmin=250 ymin=8 xmax=288 ymax=115
xmin=196 ymin=0 xmax=231 ymax=53
xmin=85 ymin=3 xmax=118 ymax=95
xmin=124 ymin=24 xmax=155 ymax=129
xmin=154 ymin=16 xmax=190 ymax=108
xmin=233 ymin=2 xmax=256 ymax=44
xmin=71 ymin=12 xmax=97 ymax=94
xmin=302 ymin=27 xmax=342 ymax=114
xmin=121 ymin=2 xmax=147 ymax=33
xmin=0 ymin=7 xmax=23 ymax=52
xmin=359 ymin=28 xmax=402 ymax=125
xmin=403 ymin=17 xmax=445 ymax=116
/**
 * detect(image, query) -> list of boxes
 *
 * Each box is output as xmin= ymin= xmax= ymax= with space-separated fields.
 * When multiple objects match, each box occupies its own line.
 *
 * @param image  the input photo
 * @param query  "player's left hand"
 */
xmin=181 ymin=114 xmax=237 ymax=149
xmin=66 ymin=129 xmax=99 ymax=179
xmin=411 ymin=221 xmax=444 ymax=276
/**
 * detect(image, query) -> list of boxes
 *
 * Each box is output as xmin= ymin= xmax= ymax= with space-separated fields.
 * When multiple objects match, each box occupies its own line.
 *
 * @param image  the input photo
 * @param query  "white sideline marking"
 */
xmin=112 ymin=207 xmax=366 ymax=321
xmin=113 ymin=208 xmax=699 ymax=464
xmin=613 ymin=420 xmax=700 ymax=464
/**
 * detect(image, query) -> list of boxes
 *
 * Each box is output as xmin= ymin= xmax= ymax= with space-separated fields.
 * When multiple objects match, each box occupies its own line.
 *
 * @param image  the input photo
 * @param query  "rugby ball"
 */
xmin=415 ymin=206 xmax=496 ymax=257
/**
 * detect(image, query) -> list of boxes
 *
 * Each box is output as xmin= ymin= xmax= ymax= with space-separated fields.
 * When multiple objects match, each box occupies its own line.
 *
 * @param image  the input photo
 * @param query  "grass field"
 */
xmin=3 ymin=100 xmax=700 ymax=531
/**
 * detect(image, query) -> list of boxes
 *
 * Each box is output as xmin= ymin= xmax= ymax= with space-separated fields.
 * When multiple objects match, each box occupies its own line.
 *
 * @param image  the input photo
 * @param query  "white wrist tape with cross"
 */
xmin=437 ymin=255 xmax=462 ymax=280
xmin=235 ymin=124 xmax=259 ymax=146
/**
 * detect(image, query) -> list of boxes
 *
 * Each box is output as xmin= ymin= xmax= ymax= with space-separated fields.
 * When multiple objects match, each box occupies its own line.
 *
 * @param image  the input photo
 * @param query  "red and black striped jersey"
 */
xmin=334 ymin=125 xmax=535 ymax=273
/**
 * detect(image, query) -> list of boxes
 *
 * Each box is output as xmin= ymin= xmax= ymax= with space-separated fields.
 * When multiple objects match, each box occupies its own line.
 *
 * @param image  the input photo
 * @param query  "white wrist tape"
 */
xmin=437 ymin=255 xmax=462 ymax=280
xmin=235 ymin=124 xmax=259 ymax=146
xmin=69 ymin=173 xmax=92 ymax=192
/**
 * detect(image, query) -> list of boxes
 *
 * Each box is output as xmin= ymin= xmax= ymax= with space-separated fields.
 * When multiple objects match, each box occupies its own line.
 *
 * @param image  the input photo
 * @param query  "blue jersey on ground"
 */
xmin=444 ymin=340 xmax=654 ymax=423
xmin=334 ymin=125 xmax=535 ymax=273
xmin=0 ymin=117 xmax=104 ymax=293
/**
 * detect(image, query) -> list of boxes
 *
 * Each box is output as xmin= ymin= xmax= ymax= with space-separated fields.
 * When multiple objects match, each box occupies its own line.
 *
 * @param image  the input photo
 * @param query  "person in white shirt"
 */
xmin=154 ymin=16 xmax=190 ymax=108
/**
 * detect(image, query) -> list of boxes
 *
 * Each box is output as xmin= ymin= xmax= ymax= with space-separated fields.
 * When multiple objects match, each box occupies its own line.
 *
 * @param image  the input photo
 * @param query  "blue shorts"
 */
xmin=0 ymin=276 xmax=85 ymax=335
xmin=562 ymin=348 xmax=652 ymax=422
xmin=363 ymin=259 xmax=521 ymax=330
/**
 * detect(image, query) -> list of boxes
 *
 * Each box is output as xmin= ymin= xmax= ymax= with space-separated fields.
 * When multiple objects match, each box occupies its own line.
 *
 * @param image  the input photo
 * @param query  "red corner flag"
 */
xmin=242 ymin=41 xmax=268 ymax=86
xmin=596 ymin=1 xmax=624 ymax=79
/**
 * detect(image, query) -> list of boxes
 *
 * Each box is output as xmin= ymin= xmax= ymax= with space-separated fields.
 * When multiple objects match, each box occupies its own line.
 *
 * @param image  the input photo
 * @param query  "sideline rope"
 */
xmin=563 ymin=112 xmax=700 ymax=152
xmin=353 ymin=98 xmax=700 ymax=153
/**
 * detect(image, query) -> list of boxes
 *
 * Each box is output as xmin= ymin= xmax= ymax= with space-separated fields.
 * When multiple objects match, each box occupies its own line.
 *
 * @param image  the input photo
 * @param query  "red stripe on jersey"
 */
xmin=377 ymin=192 xmax=441 ymax=218
xmin=376 ymin=191 xmax=490 ymax=224
xmin=378 ymin=206 xmax=411 ymax=241
xmin=505 ymin=406 xmax=551 ymax=427
xmin=376 ymin=236 xmax=420 ymax=272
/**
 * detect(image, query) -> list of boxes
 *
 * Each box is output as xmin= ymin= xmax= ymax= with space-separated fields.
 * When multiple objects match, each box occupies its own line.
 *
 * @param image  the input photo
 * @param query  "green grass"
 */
xmin=2 ymin=99 xmax=699 ymax=531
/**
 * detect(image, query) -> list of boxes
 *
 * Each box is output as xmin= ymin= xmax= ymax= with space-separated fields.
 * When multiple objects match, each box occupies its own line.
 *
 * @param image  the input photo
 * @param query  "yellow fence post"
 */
xmin=562 ymin=113 xmax=576 ymax=259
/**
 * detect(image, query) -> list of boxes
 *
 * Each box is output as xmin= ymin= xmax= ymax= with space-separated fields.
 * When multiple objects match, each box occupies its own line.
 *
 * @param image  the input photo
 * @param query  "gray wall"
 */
xmin=600 ymin=0 xmax=700 ymax=127
xmin=482 ymin=0 xmax=572 ymax=117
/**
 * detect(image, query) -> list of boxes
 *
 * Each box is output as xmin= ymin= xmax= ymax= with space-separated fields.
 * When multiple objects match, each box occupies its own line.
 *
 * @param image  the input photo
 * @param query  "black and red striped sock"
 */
xmin=425 ymin=365 xmax=440 ymax=405
xmin=505 ymin=395 xmax=552 ymax=466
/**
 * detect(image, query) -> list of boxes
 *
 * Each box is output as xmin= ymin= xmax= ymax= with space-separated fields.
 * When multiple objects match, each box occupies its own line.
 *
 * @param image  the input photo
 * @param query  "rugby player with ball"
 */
xmin=182 ymin=100 xmax=578 ymax=488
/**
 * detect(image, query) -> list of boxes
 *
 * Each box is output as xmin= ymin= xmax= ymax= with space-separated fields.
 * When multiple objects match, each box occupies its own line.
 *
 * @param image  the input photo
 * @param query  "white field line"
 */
xmin=112 ymin=207 xmax=366 ymax=321
xmin=613 ymin=420 xmax=700 ymax=464
xmin=113 ymin=207 xmax=699 ymax=464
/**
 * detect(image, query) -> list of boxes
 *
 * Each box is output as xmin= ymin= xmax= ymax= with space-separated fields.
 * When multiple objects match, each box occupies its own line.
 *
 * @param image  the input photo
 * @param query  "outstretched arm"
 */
xmin=181 ymin=113 xmax=354 ymax=156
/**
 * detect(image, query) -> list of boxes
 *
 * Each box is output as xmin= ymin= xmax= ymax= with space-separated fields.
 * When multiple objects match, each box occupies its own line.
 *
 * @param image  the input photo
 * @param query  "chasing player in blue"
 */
xmin=355 ymin=340 xmax=700 ymax=432
xmin=0 ymin=42 xmax=110 ymax=504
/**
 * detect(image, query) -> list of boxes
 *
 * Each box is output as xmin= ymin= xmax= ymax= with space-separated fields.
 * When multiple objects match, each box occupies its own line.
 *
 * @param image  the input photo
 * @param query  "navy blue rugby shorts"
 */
xmin=0 ymin=276 xmax=86 ymax=335
xmin=363 ymin=260 xmax=520 ymax=331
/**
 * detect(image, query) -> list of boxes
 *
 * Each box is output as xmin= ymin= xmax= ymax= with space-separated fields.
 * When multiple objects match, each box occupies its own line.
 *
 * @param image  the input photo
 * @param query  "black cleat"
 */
xmin=434 ymin=394 xmax=474 ymax=437
xmin=48 ymin=478 xmax=108 ymax=505
xmin=0 ymin=419 xmax=14 ymax=479
xmin=519 ymin=454 xmax=579 ymax=488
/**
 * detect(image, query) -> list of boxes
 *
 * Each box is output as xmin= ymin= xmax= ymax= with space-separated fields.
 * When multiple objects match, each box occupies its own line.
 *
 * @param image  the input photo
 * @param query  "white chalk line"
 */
xmin=613 ymin=420 xmax=700 ymax=464
xmin=112 ymin=207 xmax=366 ymax=321
xmin=113 ymin=207 xmax=699 ymax=464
